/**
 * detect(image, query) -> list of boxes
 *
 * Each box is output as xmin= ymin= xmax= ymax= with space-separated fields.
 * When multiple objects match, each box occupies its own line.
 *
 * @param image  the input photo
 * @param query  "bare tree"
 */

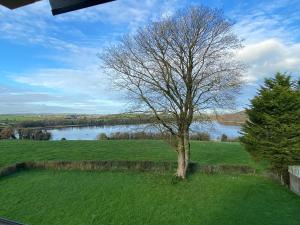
xmin=101 ymin=6 xmax=244 ymax=178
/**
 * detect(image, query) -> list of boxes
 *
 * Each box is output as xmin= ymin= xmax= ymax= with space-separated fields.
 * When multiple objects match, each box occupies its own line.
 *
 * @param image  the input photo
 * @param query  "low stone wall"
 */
xmin=0 ymin=161 xmax=255 ymax=179
xmin=25 ymin=161 xmax=255 ymax=174
xmin=0 ymin=163 xmax=25 ymax=178
xmin=23 ymin=160 xmax=180 ymax=173
xmin=198 ymin=164 xmax=255 ymax=174
xmin=289 ymin=166 xmax=300 ymax=196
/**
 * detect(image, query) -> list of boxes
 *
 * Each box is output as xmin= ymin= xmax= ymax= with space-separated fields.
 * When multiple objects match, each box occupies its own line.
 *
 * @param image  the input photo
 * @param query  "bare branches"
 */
xmin=100 ymin=6 xmax=244 ymax=137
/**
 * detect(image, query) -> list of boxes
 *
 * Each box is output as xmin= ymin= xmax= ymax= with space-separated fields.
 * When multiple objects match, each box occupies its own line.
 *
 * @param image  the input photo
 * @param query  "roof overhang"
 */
xmin=0 ymin=0 xmax=40 ymax=9
xmin=0 ymin=0 xmax=115 ymax=15
xmin=50 ymin=0 xmax=115 ymax=15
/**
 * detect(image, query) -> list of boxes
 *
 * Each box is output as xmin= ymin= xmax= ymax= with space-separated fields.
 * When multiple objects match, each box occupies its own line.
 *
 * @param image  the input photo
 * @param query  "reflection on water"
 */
xmin=48 ymin=121 xmax=241 ymax=141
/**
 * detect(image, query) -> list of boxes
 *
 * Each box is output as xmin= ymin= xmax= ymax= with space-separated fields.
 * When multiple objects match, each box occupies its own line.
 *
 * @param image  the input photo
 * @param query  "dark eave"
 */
xmin=0 ymin=0 xmax=116 ymax=15
xmin=0 ymin=0 xmax=40 ymax=9
xmin=49 ymin=0 xmax=116 ymax=15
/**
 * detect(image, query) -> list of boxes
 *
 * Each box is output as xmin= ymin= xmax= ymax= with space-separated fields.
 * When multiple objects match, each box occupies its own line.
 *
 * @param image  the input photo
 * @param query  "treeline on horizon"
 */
xmin=0 ymin=112 xmax=246 ymax=129
xmin=4 ymin=114 xmax=158 ymax=128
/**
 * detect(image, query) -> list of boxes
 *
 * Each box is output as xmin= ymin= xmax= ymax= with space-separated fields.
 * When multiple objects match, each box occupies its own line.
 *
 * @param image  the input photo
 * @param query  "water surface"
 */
xmin=48 ymin=121 xmax=241 ymax=140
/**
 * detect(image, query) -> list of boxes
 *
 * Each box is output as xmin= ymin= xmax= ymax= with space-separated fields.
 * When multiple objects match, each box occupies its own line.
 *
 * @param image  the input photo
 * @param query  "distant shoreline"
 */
xmin=0 ymin=112 xmax=246 ymax=129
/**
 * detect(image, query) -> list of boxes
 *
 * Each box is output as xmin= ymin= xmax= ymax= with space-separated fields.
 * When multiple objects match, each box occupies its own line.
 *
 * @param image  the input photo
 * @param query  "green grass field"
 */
xmin=0 ymin=140 xmax=299 ymax=225
xmin=0 ymin=114 xmax=66 ymax=122
xmin=1 ymin=170 xmax=300 ymax=225
xmin=0 ymin=113 xmax=153 ymax=127
xmin=0 ymin=113 xmax=144 ymax=122
xmin=0 ymin=140 xmax=253 ymax=168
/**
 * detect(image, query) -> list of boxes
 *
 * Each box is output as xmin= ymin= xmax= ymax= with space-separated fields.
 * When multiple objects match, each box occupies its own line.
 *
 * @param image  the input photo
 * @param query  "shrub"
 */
xmin=110 ymin=132 xmax=130 ymax=140
xmin=0 ymin=127 xmax=16 ymax=139
xmin=190 ymin=132 xmax=211 ymax=141
xmin=109 ymin=131 xmax=163 ymax=140
xmin=18 ymin=128 xmax=51 ymax=140
xmin=102 ymin=131 xmax=211 ymax=142
xmin=33 ymin=130 xmax=51 ymax=140
xmin=98 ymin=133 xmax=108 ymax=140
xmin=221 ymin=134 xmax=228 ymax=142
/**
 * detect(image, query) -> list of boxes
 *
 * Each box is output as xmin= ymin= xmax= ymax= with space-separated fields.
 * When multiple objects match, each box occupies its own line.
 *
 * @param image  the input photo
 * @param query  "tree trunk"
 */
xmin=279 ymin=168 xmax=290 ymax=186
xmin=177 ymin=149 xmax=186 ymax=178
xmin=184 ymin=133 xmax=190 ymax=173
xmin=176 ymin=132 xmax=190 ymax=179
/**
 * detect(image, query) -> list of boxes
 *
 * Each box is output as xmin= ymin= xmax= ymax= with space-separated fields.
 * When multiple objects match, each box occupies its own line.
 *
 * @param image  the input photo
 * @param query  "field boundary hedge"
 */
xmin=0 ymin=161 xmax=255 ymax=179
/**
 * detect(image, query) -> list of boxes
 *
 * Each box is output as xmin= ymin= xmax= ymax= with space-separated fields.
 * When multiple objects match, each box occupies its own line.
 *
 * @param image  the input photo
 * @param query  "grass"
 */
xmin=0 ymin=114 xmax=145 ymax=122
xmin=1 ymin=170 xmax=300 ymax=225
xmin=0 ymin=140 xmax=254 ymax=168
xmin=0 ymin=112 xmax=245 ymax=124
xmin=0 ymin=140 xmax=293 ymax=225
xmin=0 ymin=113 xmax=153 ymax=126
xmin=0 ymin=114 xmax=65 ymax=122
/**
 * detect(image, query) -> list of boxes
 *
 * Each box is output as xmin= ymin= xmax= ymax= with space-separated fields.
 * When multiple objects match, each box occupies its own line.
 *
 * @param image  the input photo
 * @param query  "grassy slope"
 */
xmin=0 ymin=140 xmax=253 ymax=168
xmin=0 ymin=114 xmax=142 ymax=122
xmin=1 ymin=170 xmax=300 ymax=225
xmin=0 ymin=114 xmax=65 ymax=122
xmin=0 ymin=140 xmax=296 ymax=225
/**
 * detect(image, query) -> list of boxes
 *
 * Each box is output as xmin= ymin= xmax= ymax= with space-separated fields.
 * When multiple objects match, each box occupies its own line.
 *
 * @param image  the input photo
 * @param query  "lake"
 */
xmin=48 ymin=121 xmax=241 ymax=140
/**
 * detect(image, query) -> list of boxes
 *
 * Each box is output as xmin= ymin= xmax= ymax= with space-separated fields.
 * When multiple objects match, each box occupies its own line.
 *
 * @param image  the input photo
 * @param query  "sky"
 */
xmin=0 ymin=0 xmax=300 ymax=114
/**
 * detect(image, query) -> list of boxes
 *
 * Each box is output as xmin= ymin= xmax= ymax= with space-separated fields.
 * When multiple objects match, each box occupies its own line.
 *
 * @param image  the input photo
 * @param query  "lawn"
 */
xmin=0 ymin=114 xmax=65 ymax=122
xmin=0 ymin=140 xmax=253 ymax=168
xmin=0 ymin=140 xmax=297 ymax=225
xmin=1 ymin=170 xmax=300 ymax=225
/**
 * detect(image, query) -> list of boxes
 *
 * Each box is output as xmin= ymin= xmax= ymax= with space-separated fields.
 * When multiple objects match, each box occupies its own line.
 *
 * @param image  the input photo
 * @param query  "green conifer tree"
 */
xmin=241 ymin=73 xmax=300 ymax=185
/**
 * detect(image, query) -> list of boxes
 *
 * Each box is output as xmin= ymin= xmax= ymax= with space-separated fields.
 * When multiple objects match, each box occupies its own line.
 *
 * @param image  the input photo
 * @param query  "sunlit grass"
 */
xmin=0 ymin=140 xmax=254 ymax=168
xmin=1 ymin=170 xmax=300 ymax=225
xmin=0 ymin=140 xmax=286 ymax=225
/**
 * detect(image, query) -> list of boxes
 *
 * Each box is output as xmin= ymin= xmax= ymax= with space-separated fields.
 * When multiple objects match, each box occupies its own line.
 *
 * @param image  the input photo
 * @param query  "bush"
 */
xmin=190 ymin=132 xmax=211 ymax=141
xmin=221 ymin=134 xmax=228 ymax=142
xmin=110 ymin=132 xmax=130 ymax=140
xmin=33 ymin=130 xmax=51 ymax=140
xmin=98 ymin=133 xmax=108 ymax=140
xmin=100 ymin=131 xmax=211 ymax=142
xmin=0 ymin=127 xmax=16 ymax=139
xmin=18 ymin=128 xmax=51 ymax=140
xmin=109 ymin=131 xmax=164 ymax=140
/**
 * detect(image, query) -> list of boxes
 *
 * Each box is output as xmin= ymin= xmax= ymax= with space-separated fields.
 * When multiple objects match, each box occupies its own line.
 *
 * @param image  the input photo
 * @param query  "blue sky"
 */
xmin=0 ymin=0 xmax=300 ymax=114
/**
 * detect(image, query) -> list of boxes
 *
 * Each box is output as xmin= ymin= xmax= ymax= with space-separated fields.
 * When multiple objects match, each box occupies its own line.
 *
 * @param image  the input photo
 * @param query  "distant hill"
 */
xmin=0 ymin=111 xmax=247 ymax=128
xmin=216 ymin=111 xmax=247 ymax=126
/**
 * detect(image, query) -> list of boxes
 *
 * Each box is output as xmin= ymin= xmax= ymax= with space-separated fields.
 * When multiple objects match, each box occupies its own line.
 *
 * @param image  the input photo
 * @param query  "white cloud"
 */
xmin=237 ymin=39 xmax=300 ymax=82
xmin=0 ymin=85 xmax=126 ymax=114
xmin=0 ymin=0 xmax=188 ymax=114
xmin=10 ymin=67 xmax=120 ymax=97
xmin=231 ymin=0 xmax=300 ymax=43
xmin=228 ymin=0 xmax=300 ymax=82
xmin=0 ymin=0 xmax=182 ymax=44
xmin=1 ymin=0 xmax=300 ymax=113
